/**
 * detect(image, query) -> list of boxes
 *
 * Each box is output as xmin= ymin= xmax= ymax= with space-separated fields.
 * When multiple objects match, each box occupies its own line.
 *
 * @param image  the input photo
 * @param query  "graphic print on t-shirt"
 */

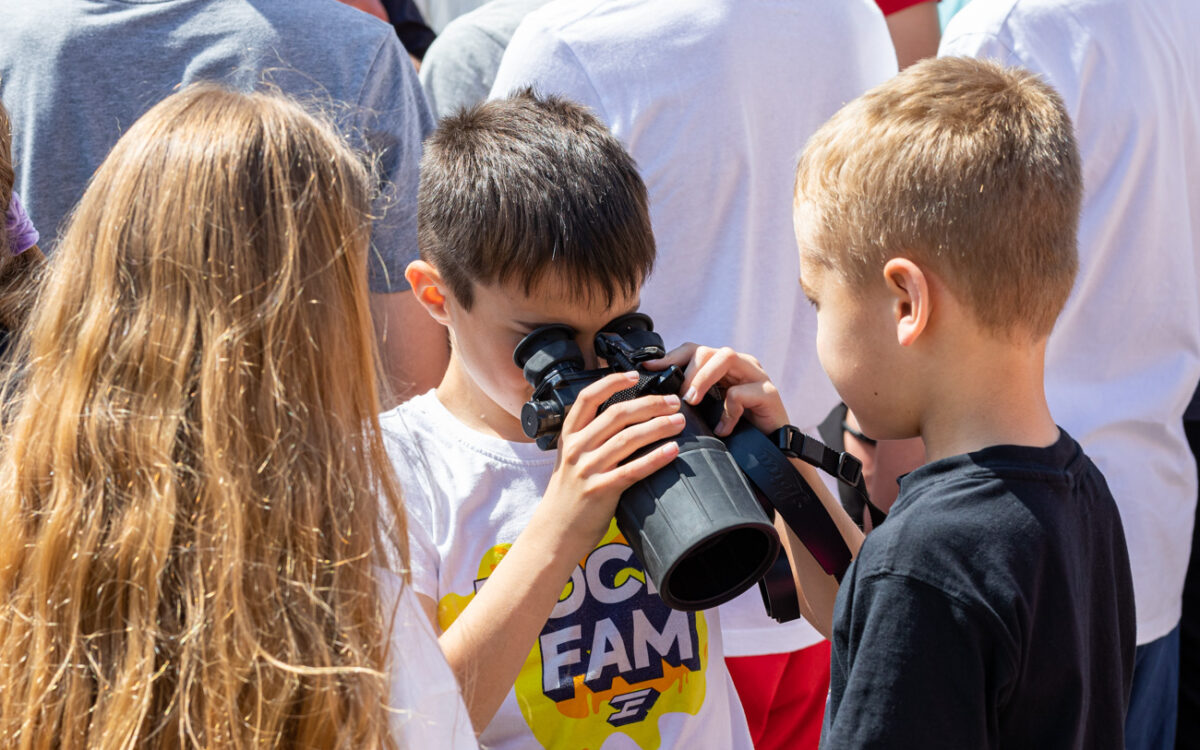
xmin=438 ymin=520 xmax=709 ymax=749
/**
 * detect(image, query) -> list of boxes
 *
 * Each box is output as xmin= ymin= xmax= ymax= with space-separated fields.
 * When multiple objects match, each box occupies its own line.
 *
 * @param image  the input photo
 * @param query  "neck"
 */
xmin=436 ymin=354 xmax=531 ymax=442
xmin=917 ymin=335 xmax=1059 ymax=462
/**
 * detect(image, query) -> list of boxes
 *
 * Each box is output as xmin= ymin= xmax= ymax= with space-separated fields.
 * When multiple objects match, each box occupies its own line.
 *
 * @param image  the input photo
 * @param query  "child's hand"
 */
xmin=536 ymin=371 xmax=685 ymax=557
xmin=646 ymin=344 xmax=789 ymax=437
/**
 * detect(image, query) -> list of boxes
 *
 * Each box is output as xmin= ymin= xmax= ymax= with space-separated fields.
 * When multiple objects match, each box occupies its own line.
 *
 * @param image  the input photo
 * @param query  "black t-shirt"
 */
xmin=822 ymin=429 xmax=1136 ymax=749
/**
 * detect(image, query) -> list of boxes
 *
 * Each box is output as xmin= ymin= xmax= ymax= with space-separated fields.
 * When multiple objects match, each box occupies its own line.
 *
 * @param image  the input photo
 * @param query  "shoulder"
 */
xmin=490 ymin=1 xmax=613 ymax=113
xmin=940 ymin=0 xmax=1097 ymax=67
xmin=248 ymin=0 xmax=420 ymax=97
xmin=424 ymin=8 xmax=504 ymax=60
xmin=380 ymin=392 xmax=450 ymax=496
xmin=499 ymin=0 xmax=653 ymax=67
xmin=438 ymin=0 xmax=551 ymax=49
xmin=380 ymin=391 xmax=448 ymax=463
xmin=853 ymin=461 xmax=1048 ymax=602
xmin=422 ymin=1 xmax=545 ymax=116
xmin=940 ymin=0 xmax=1024 ymax=58
xmin=265 ymin=0 xmax=399 ymax=44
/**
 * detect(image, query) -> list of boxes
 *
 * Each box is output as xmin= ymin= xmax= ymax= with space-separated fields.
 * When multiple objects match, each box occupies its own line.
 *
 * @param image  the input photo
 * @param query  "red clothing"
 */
xmin=876 ymin=0 xmax=935 ymax=15
xmin=726 ymin=641 xmax=832 ymax=750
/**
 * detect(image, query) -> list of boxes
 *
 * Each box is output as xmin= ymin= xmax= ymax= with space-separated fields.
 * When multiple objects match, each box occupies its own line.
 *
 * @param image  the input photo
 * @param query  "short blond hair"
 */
xmin=795 ymin=57 xmax=1081 ymax=338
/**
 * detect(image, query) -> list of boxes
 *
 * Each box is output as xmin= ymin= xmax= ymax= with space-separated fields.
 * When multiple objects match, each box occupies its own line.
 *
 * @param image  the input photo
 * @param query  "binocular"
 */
xmin=514 ymin=313 xmax=861 ymax=617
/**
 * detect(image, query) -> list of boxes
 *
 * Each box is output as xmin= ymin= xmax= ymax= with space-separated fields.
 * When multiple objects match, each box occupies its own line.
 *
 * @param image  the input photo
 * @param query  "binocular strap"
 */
xmin=723 ymin=423 xmax=853 ymax=582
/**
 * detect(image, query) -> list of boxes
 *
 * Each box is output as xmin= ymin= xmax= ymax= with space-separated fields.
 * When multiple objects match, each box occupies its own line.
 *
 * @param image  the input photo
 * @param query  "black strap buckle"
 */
xmin=837 ymin=452 xmax=863 ymax=486
xmin=770 ymin=424 xmax=881 ymax=525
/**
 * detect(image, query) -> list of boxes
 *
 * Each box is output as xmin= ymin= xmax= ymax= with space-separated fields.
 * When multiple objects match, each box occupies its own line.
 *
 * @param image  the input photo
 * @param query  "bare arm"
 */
xmin=370 ymin=290 xmax=450 ymax=408
xmin=885 ymin=1 xmax=941 ymax=70
xmin=774 ymin=458 xmax=864 ymax=638
xmin=413 ymin=516 xmax=593 ymax=732
xmin=417 ymin=374 xmax=686 ymax=731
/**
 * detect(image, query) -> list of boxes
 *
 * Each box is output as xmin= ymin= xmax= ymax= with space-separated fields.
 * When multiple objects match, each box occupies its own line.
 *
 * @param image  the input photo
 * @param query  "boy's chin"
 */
xmin=850 ymin=416 xmax=919 ymax=444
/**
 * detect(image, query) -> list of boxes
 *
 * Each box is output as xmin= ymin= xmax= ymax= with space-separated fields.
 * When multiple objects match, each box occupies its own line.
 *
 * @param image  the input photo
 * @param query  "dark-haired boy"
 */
xmin=661 ymin=57 xmax=1138 ymax=748
xmin=382 ymin=90 xmax=754 ymax=749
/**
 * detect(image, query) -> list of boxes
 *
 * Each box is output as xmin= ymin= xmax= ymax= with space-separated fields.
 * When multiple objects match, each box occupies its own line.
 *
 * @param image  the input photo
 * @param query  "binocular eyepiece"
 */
xmin=513 ymin=313 xmax=781 ymax=611
xmin=514 ymin=314 xmax=684 ymax=449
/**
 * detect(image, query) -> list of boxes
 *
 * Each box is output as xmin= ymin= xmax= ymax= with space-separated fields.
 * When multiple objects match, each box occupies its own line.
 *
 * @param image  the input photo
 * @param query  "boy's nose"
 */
xmin=579 ymin=339 xmax=602 ymax=371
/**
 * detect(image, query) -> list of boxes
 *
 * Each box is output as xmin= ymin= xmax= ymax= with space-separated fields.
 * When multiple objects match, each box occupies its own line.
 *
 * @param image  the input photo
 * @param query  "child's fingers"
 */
xmin=644 ymin=343 xmax=771 ymax=409
xmin=561 ymin=371 xmax=642 ymax=434
xmin=680 ymin=346 xmax=761 ymax=405
xmin=713 ymin=381 xmax=788 ymax=436
xmin=641 ymin=342 xmax=699 ymax=371
xmin=601 ymin=437 xmax=681 ymax=492
xmin=569 ymin=392 xmax=683 ymax=451
xmin=580 ymin=410 xmax=686 ymax=471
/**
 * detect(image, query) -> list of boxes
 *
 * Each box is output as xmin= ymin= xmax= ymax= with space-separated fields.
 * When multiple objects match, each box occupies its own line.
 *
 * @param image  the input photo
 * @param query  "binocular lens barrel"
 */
xmin=513 ymin=317 xmax=782 ymax=613
xmin=615 ymin=408 xmax=779 ymax=611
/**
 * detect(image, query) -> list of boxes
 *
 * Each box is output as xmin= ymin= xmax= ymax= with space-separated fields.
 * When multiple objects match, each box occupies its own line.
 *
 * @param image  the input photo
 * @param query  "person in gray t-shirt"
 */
xmin=419 ymin=0 xmax=550 ymax=120
xmin=0 ymin=0 xmax=448 ymax=400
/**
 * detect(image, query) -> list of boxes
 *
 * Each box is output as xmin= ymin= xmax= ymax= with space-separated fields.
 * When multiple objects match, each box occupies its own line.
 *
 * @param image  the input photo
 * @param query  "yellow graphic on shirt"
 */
xmin=438 ymin=520 xmax=709 ymax=750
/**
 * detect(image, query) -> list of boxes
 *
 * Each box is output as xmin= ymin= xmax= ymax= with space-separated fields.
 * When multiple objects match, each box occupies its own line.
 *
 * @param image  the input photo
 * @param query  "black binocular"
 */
xmin=514 ymin=313 xmax=861 ymax=617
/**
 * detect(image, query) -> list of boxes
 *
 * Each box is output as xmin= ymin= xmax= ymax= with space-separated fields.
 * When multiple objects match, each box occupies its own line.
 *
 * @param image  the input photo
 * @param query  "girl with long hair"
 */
xmin=0 ymin=84 xmax=474 ymax=749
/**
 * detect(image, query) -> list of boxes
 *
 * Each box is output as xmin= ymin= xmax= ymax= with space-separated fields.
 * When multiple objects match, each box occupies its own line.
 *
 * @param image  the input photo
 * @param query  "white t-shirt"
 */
xmin=381 ymin=391 xmax=754 ymax=750
xmin=413 ymin=0 xmax=489 ymax=32
xmin=489 ymin=0 xmax=898 ymax=656
xmin=380 ymin=571 xmax=479 ymax=748
xmin=941 ymin=0 xmax=1200 ymax=645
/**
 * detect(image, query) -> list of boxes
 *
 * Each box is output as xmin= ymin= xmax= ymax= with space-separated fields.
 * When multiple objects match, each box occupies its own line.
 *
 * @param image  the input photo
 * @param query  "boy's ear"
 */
xmin=405 ymin=260 xmax=452 ymax=326
xmin=882 ymin=257 xmax=931 ymax=346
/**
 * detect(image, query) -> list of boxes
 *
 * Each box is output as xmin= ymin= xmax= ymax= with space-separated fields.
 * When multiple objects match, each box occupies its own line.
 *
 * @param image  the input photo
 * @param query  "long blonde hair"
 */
xmin=0 ymin=85 xmax=407 ymax=748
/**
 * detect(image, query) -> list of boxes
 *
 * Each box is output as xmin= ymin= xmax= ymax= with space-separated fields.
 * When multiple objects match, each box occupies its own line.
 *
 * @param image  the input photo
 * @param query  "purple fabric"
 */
xmin=5 ymin=191 xmax=39 ymax=255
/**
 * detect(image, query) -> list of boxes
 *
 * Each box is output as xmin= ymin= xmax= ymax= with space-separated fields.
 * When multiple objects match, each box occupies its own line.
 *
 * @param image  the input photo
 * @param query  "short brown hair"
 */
xmin=418 ymin=89 xmax=654 ymax=308
xmin=794 ymin=57 xmax=1081 ymax=338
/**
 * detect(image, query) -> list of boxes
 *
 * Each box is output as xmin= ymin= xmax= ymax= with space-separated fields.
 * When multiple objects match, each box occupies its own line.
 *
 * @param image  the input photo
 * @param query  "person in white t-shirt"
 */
xmin=488 ymin=2 xmax=896 ymax=746
xmin=386 ymin=90 xmax=756 ymax=750
xmin=940 ymin=2 xmax=1200 ymax=748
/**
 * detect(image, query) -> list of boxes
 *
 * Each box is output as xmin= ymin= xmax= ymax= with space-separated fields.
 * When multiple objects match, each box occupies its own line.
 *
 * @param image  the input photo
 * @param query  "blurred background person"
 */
xmin=0 ymin=0 xmax=446 ymax=406
xmin=420 ymin=0 xmax=549 ymax=120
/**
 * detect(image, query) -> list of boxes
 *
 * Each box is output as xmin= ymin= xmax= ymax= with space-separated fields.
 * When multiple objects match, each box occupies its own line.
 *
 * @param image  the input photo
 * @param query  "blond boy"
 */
xmin=666 ymin=57 xmax=1137 ymax=748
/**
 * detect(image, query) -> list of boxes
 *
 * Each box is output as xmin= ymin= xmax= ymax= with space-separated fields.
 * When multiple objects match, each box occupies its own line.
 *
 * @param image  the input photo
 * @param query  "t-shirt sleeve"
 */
xmin=382 ymin=578 xmax=478 ymax=748
xmin=825 ymin=572 xmax=1002 ymax=749
xmin=356 ymin=33 xmax=435 ymax=293
xmin=381 ymin=415 xmax=443 ymax=604
xmin=488 ymin=18 xmax=607 ymax=120
xmin=938 ymin=12 xmax=1020 ymax=64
